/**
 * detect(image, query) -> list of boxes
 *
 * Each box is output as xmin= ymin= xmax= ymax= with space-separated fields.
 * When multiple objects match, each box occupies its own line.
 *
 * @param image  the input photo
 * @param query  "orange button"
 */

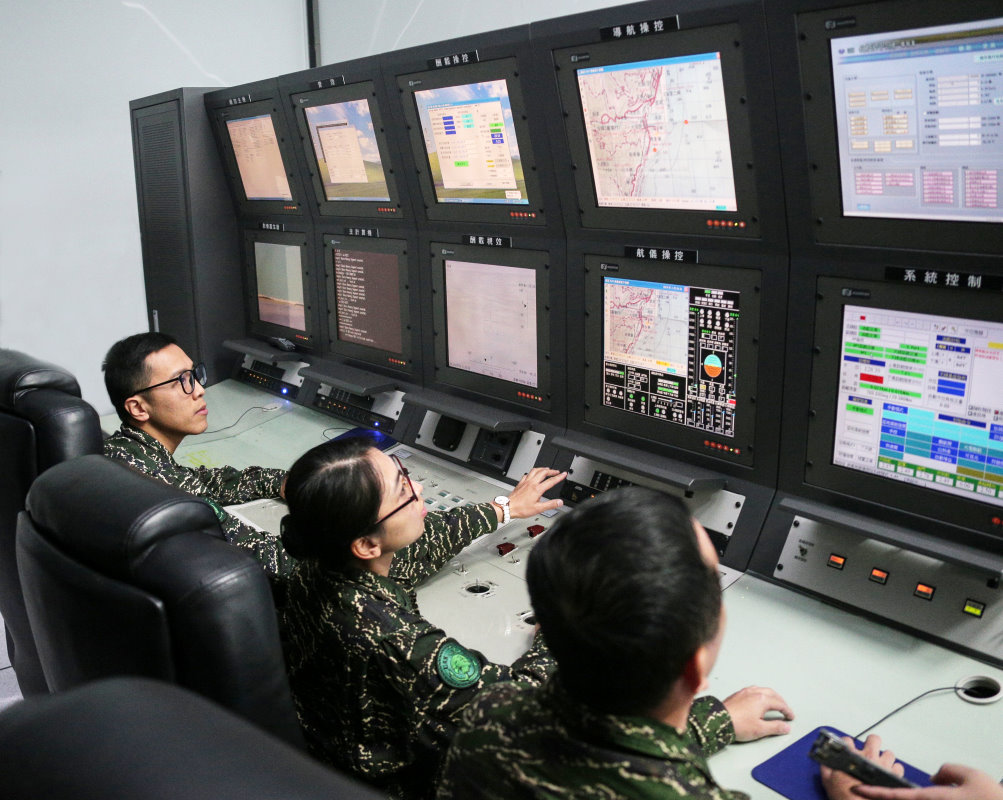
xmin=914 ymin=583 xmax=935 ymax=600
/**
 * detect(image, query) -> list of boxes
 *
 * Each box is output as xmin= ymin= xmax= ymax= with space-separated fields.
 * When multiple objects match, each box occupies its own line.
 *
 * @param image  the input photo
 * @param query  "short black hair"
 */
xmin=281 ymin=437 xmax=385 ymax=569
xmin=526 ymin=486 xmax=721 ymax=716
xmin=102 ymin=332 xmax=178 ymax=423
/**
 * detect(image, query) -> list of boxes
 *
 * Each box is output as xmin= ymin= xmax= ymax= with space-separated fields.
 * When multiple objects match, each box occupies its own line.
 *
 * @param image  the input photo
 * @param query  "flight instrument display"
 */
xmin=603 ymin=277 xmax=739 ymax=437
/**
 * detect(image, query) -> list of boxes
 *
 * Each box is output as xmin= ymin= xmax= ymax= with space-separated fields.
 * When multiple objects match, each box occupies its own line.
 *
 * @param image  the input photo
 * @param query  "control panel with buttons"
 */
xmin=774 ymin=516 xmax=1002 ymax=659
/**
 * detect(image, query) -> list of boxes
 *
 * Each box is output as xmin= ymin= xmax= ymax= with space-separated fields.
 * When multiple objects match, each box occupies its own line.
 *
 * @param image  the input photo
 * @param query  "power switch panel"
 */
xmin=773 ymin=516 xmax=1003 ymax=664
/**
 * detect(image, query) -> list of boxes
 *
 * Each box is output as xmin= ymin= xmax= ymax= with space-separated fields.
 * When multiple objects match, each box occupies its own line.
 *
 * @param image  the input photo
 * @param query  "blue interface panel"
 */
xmin=834 ymin=304 xmax=1003 ymax=506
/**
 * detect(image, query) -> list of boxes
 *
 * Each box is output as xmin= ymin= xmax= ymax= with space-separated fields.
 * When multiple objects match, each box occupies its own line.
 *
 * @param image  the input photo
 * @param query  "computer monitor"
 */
xmin=430 ymin=242 xmax=552 ymax=412
xmin=290 ymin=81 xmax=405 ymax=220
xmin=396 ymin=58 xmax=548 ymax=227
xmin=794 ymin=1 xmax=1003 ymax=253
xmin=242 ymin=228 xmax=318 ymax=350
xmin=322 ymin=233 xmax=414 ymax=375
xmin=804 ymin=275 xmax=1003 ymax=547
xmin=580 ymin=255 xmax=762 ymax=468
xmin=551 ymin=21 xmax=762 ymax=238
xmin=208 ymin=96 xmax=305 ymax=217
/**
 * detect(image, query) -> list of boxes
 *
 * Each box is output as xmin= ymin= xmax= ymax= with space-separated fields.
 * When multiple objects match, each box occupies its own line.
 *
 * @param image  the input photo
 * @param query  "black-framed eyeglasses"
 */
xmin=371 ymin=455 xmax=418 ymax=528
xmin=133 ymin=363 xmax=207 ymax=396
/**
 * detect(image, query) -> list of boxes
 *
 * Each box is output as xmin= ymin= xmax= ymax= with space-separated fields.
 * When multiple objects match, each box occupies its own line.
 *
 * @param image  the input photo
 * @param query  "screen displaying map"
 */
xmin=577 ymin=53 xmax=738 ymax=212
xmin=603 ymin=276 xmax=739 ymax=436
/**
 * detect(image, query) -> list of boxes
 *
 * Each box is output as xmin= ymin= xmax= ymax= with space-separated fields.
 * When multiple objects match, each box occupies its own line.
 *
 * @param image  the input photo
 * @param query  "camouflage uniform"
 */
xmin=436 ymin=678 xmax=747 ymax=800
xmin=278 ymin=502 xmax=556 ymax=800
xmin=103 ymin=425 xmax=295 ymax=576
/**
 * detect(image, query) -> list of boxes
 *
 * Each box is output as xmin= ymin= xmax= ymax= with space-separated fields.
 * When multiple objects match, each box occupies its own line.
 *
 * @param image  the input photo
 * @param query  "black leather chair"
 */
xmin=0 ymin=348 xmax=103 ymax=696
xmin=16 ymin=454 xmax=303 ymax=747
xmin=0 ymin=677 xmax=384 ymax=799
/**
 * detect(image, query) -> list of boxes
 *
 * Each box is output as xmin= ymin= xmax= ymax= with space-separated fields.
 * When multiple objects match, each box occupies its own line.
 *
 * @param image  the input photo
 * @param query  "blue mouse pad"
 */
xmin=751 ymin=726 xmax=932 ymax=800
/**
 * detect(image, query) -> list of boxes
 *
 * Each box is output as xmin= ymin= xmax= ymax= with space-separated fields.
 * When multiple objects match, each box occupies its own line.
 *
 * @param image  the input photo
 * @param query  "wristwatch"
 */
xmin=494 ymin=495 xmax=511 ymax=525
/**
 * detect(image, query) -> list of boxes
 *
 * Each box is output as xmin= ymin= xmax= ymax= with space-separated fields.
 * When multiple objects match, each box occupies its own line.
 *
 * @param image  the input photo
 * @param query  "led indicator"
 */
xmin=963 ymin=599 xmax=985 ymax=618
xmin=914 ymin=583 xmax=935 ymax=600
xmin=827 ymin=553 xmax=846 ymax=570
xmin=869 ymin=568 xmax=889 ymax=585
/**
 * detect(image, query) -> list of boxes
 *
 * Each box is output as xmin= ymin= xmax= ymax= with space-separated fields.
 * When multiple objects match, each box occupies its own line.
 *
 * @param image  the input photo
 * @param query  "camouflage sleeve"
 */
xmin=175 ymin=464 xmax=285 ymax=506
xmin=390 ymin=503 xmax=497 ymax=585
xmin=686 ymin=695 xmax=736 ymax=757
xmin=379 ymin=625 xmax=554 ymax=755
xmin=221 ymin=514 xmax=297 ymax=578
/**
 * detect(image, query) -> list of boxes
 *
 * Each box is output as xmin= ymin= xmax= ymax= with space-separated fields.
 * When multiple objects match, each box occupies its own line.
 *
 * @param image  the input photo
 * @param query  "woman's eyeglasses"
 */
xmin=372 ymin=455 xmax=418 ymax=528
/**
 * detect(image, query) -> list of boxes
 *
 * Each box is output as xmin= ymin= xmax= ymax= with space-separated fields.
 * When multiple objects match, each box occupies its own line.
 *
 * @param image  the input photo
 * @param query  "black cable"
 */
xmin=204 ymin=406 xmax=275 ymax=435
xmin=322 ymin=426 xmax=350 ymax=440
xmin=854 ymin=686 xmax=955 ymax=739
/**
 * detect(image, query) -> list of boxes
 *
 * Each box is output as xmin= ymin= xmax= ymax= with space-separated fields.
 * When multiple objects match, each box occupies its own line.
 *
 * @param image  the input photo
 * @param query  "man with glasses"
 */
xmin=102 ymin=332 xmax=294 ymax=576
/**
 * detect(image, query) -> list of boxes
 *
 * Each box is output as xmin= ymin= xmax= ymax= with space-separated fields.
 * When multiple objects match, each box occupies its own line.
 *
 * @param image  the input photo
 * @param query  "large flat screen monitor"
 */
xmin=242 ymin=228 xmax=318 ymax=350
xmin=210 ymin=98 xmax=304 ymax=217
xmin=430 ymin=242 xmax=552 ymax=411
xmin=552 ymin=23 xmax=761 ymax=238
xmin=795 ymin=1 xmax=1003 ymax=253
xmin=290 ymin=82 xmax=405 ymax=220
xmin=323 ymin=233 xmax=413 ymax=375
xmin=805 ymin=275 xmax=1003 ymax=547
xmin=582 ymin=255 xmax=761 ymax=468
xmin=396 ymin=58 xmax=548 ymax=227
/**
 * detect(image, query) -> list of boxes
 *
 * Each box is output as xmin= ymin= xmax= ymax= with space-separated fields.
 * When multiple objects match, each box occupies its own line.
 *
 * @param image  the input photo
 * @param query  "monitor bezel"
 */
xmin=290 ymin=81 xmax=406 ymax=220
xmin=805 ymin=275 xmax=1003 ymax=538
xmin=396 ymin=57 xmax=548 ymax=227
xmin=552 ymin=22 xmax=761 ymax=239
xmin=211 ymin=98 xmax=305 ymax=217
xmin=795 ymin=0 xmax=1003 ymax=254
xmin=241 ymin=228 xmax=319 ymax=351
xmin=322 ymin=232 xmax=415 ymax=376
xmin=429 ymin=241 xmax=552 ymax=412
xmin=581 ymin=254 xmax=761 ymax=469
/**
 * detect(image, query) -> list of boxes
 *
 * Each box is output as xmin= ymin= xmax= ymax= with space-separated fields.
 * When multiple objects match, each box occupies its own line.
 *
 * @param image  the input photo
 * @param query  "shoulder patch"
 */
xmin=203 ymin=498 xmax=228 ymax=522
xmin=436 ymin=640 xmax=482 ymax=689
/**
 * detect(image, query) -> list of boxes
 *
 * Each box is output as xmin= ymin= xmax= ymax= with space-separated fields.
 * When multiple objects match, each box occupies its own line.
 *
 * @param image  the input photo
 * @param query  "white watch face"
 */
xmin=494 ymin=496 xmax=509 ymax=505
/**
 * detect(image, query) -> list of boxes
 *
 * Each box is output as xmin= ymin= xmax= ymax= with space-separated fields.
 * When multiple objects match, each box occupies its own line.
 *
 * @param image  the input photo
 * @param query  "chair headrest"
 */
xmin=25 ymin=454 xmax=222 ymax=579
xmin=0 ymin=349 xmax=81 ymax=408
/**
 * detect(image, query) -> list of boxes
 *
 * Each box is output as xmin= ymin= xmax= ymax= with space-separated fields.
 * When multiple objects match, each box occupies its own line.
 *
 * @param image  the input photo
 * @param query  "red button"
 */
xmin=496 ymin=542 xmax=515 ymax=556
xmin=527 ymin=525 xmax=545 ymax=538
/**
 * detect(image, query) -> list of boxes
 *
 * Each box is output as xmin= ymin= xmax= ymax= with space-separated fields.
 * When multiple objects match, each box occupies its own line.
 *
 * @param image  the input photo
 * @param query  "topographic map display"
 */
xmin=577 ymin=53 xmax=738 ymax=211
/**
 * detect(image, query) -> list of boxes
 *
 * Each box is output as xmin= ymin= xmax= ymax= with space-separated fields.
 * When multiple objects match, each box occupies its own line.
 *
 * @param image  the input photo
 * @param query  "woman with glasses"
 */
xmin=277 ymin=436 xmax=566 ymax=800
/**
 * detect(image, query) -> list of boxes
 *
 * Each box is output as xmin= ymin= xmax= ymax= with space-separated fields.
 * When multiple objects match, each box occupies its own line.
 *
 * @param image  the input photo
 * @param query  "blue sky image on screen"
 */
xmin=304 ymin=99 xmax=391 ymax=201
xmin=413 ymin=79 xmax=529 ymax=205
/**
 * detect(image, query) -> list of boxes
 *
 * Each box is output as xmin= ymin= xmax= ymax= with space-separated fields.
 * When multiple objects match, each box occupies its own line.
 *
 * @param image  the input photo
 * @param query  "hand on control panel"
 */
xmin=721 ymin=685 xmax=794 ymax=742
xmin=492 ymin=467 xmax=567 ymax=524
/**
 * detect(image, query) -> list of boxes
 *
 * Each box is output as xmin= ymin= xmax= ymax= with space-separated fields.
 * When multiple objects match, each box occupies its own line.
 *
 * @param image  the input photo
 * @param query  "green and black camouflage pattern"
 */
xmin=103 ymin=425 xmax=294 ymax=576
xmin=278 ymin=503 xmax=556 ymax=799
xmin=436 ymin=678 xmax=747 ymax=800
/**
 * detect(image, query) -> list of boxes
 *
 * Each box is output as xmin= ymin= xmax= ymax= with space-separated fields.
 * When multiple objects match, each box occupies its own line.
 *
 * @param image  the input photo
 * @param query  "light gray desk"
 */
xmin=102 ymin=381 xmax=1003 ymax=794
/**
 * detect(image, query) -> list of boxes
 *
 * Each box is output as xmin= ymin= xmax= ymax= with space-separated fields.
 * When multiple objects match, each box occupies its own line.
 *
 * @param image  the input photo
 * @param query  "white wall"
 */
xmin=318 ymin=0 xmax=632 ymax=62
xmin=0 ymin=0 xmax=308 ymax=415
